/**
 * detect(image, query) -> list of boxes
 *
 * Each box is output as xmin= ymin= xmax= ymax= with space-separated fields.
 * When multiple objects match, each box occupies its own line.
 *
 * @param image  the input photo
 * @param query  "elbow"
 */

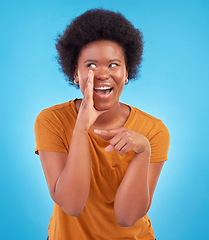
xmin=62 ymin=207 xmax=83 ymax=217
xmin=60 ymin=201 xmax=85 ymax=217
xmin=115 ymin=211 xmax=148 ymax=227
xmin=50 ymin=192 xmax=85 ymax=217
xmin=114 ymin=200 xmax=149 ymax=227
xmin=60 ymin=201 xmax=86 ymax=217
xmin=116 ymin=219 xmax=136 ymax=228
xmin=115 ymin=211 xmax=137 ymax=227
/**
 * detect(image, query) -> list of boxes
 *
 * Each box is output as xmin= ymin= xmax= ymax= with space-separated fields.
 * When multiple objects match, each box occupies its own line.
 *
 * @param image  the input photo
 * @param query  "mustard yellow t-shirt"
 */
xmin=34 ymin=99 xmax=170 ymax=240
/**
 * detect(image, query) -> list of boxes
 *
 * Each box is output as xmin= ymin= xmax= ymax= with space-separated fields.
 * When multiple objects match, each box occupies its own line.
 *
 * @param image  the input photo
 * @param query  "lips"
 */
xmin=94 ymin=87 xmax=113 ymax=94
xmin=93 ymin=85 xmax=113 ymax=98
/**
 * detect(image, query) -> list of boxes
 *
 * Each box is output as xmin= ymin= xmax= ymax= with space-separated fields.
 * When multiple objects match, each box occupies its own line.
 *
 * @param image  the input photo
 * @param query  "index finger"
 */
xmin=88 ymin=70 xmax=94 ymax=88
xmin=94 ymin=128 xmax=122 ymax=138
xmin=85 ymin=70 xmax=94 ymax=98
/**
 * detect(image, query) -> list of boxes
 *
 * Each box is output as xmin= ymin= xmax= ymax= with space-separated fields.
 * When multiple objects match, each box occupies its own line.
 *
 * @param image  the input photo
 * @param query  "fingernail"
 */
xmin=105 ymin=145 xmax=112 ymax=152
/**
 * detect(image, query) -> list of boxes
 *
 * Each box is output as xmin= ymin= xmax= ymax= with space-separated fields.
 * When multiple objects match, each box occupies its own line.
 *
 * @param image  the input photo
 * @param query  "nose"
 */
xmin=94 ymin=67 xmax=110 ymax=80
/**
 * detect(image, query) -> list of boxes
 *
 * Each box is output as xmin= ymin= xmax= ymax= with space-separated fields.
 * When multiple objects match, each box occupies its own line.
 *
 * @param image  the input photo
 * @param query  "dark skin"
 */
xmin=38 ymin=40 xmax=165 ymax=227
xmin=74 ymin=40 xmax=130 ymax=134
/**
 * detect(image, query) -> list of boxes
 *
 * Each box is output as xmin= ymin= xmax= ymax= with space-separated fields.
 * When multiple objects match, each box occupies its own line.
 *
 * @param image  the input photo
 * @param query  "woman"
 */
xmin=34 ymin=9 xmax=170 ymax=240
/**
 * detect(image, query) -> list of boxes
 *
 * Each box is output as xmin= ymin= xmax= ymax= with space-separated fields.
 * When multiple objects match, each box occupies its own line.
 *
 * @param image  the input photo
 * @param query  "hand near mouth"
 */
xmin=75 ymin=70 xmax=108 ymax=131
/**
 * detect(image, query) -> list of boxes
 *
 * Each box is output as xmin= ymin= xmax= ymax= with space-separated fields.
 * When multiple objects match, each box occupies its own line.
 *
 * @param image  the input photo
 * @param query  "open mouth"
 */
xmin=93 ymin=87 xmax=113 ymax=95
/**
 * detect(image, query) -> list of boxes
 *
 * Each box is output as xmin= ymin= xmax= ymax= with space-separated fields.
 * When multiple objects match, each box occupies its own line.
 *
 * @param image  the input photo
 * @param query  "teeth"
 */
xmin=94 ymin=86 xmax=112 ymax=90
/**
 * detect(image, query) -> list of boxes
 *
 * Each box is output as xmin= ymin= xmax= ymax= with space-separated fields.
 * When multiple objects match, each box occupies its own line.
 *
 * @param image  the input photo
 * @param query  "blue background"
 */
xmin=1 ymin=0 xmax=208 ymax=239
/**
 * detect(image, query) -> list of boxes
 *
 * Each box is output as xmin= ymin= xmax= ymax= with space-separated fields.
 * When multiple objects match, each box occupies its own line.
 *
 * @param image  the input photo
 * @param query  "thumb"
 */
xmin=96 ymin=109 xmax=109 ymax=117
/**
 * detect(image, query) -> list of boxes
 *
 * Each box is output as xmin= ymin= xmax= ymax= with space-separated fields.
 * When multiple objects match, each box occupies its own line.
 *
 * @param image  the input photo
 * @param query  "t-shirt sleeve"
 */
xmin=34 ymin=110 xmax=68 ymax=155
xmin=149 ymin=120 xmax=170 ymax=162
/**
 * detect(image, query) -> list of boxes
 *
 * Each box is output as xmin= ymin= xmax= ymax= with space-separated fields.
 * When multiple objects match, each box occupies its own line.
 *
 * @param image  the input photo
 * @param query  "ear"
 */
xmin=125 ymin=67 xmax=129 ymax=79
xmin=74 ymin=65 xmax=79 ymax=81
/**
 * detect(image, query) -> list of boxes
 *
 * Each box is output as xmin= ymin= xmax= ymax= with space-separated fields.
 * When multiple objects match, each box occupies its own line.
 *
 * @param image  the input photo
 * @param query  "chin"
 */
xmin=94 ymin=102 xmax=112 ymax=111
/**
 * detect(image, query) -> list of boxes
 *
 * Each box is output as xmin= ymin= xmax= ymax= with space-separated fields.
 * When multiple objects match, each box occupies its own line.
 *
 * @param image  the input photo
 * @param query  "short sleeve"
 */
xmin=149 ymin=120 xmax=170 ymax=162
xmin=34 ymin=110 xmax=68 ymax=155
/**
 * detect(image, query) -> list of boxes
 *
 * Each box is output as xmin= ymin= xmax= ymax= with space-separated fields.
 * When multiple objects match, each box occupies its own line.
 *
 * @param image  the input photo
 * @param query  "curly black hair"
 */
xmin=56 ymin=8 xmax=144 ymax=89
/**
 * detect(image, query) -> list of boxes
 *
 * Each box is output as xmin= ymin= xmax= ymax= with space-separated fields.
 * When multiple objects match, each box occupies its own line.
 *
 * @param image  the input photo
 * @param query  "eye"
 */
xmin=109 ymin=63 xmax=119 ymax=68
xmin=87 ymin=63 xmax=97 ymax=68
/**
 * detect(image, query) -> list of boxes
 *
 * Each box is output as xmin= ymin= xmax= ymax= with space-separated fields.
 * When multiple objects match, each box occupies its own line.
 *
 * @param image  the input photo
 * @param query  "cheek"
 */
xmin=114 ymin=77 xmax=125 ymax=96
xmin=117 ymin=71 xmax=127 ymax=93
xmin=119 ymin=82 xmax=125 ymax=94
xmin=116 ymin=71 xmax=126 ymax=86
xmin=117 ymin=67 xmax=127 ymax=79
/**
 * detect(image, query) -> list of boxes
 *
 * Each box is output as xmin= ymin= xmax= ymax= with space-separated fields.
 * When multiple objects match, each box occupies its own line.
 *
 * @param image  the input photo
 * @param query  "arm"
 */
xmin=114 ymin=154 xmax=165 ymax=227
xmin=114 ymin=146 xmax=150 ymax=227
xmin=39 ymin=126 xmax=90 ymax=216
xmin=38 ymin=70 xmax=106 ymax=216
xmin=94 ymin=128 xmax=165 ymax=227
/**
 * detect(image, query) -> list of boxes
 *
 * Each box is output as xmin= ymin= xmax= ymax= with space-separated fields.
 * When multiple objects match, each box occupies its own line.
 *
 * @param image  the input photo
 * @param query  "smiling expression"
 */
xmin=74 ymin=40 xmax=128 ymax=111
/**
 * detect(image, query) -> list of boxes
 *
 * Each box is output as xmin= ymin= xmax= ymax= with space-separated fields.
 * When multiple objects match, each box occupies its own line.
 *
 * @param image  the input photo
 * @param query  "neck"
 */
xmin=75 ymin=98 xmax=128 ymax=130
xmin=93 ymin=102 xmax=123 ymax=129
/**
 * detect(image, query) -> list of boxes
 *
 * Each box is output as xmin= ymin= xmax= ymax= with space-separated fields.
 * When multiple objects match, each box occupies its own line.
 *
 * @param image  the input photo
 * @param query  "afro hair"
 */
xmin=56 ymin=8 xmax=144 ymax=88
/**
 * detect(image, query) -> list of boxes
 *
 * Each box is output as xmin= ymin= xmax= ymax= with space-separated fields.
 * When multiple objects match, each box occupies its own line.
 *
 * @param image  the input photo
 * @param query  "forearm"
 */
xmin=114 ymin=147 xmax=150 ymax=227
xmin=52 ymin=125 xmax=91 ymax=216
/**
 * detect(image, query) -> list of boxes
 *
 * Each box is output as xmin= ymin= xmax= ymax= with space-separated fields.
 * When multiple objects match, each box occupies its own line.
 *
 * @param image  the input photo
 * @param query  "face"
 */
xmin=74 ymin=40 xmax=128 ymax=111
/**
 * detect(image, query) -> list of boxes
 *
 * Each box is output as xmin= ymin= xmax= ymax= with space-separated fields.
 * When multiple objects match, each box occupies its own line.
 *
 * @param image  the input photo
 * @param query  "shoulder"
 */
xmin=128 ymin=104 xmax=170 ymax=138
xmin=35 ymin=100 xmax=76 ymax=120
xmin=128 ymin=105 xmax=170 ymax=162
xmin=129 ymin=104 xmax=165 ymax=126
xmin=37 ymin=101 xmax=72 ymax=115
xmin=131 ymin=105 xmax=161 ymax=122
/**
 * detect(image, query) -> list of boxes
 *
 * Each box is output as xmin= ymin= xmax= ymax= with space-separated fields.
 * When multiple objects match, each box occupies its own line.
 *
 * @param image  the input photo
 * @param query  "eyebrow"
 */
xmin=84 ymin=59 xmax=121 ymax=63
xmin=110 ymin=59 xmax=121 ymax=63
xmin=84 ymin=60 xmax=98 ymax=63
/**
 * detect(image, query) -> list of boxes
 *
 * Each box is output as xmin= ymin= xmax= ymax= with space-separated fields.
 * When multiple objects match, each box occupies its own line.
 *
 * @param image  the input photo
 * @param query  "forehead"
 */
xmin=78 ymin=40 xmax=125 ymax=61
